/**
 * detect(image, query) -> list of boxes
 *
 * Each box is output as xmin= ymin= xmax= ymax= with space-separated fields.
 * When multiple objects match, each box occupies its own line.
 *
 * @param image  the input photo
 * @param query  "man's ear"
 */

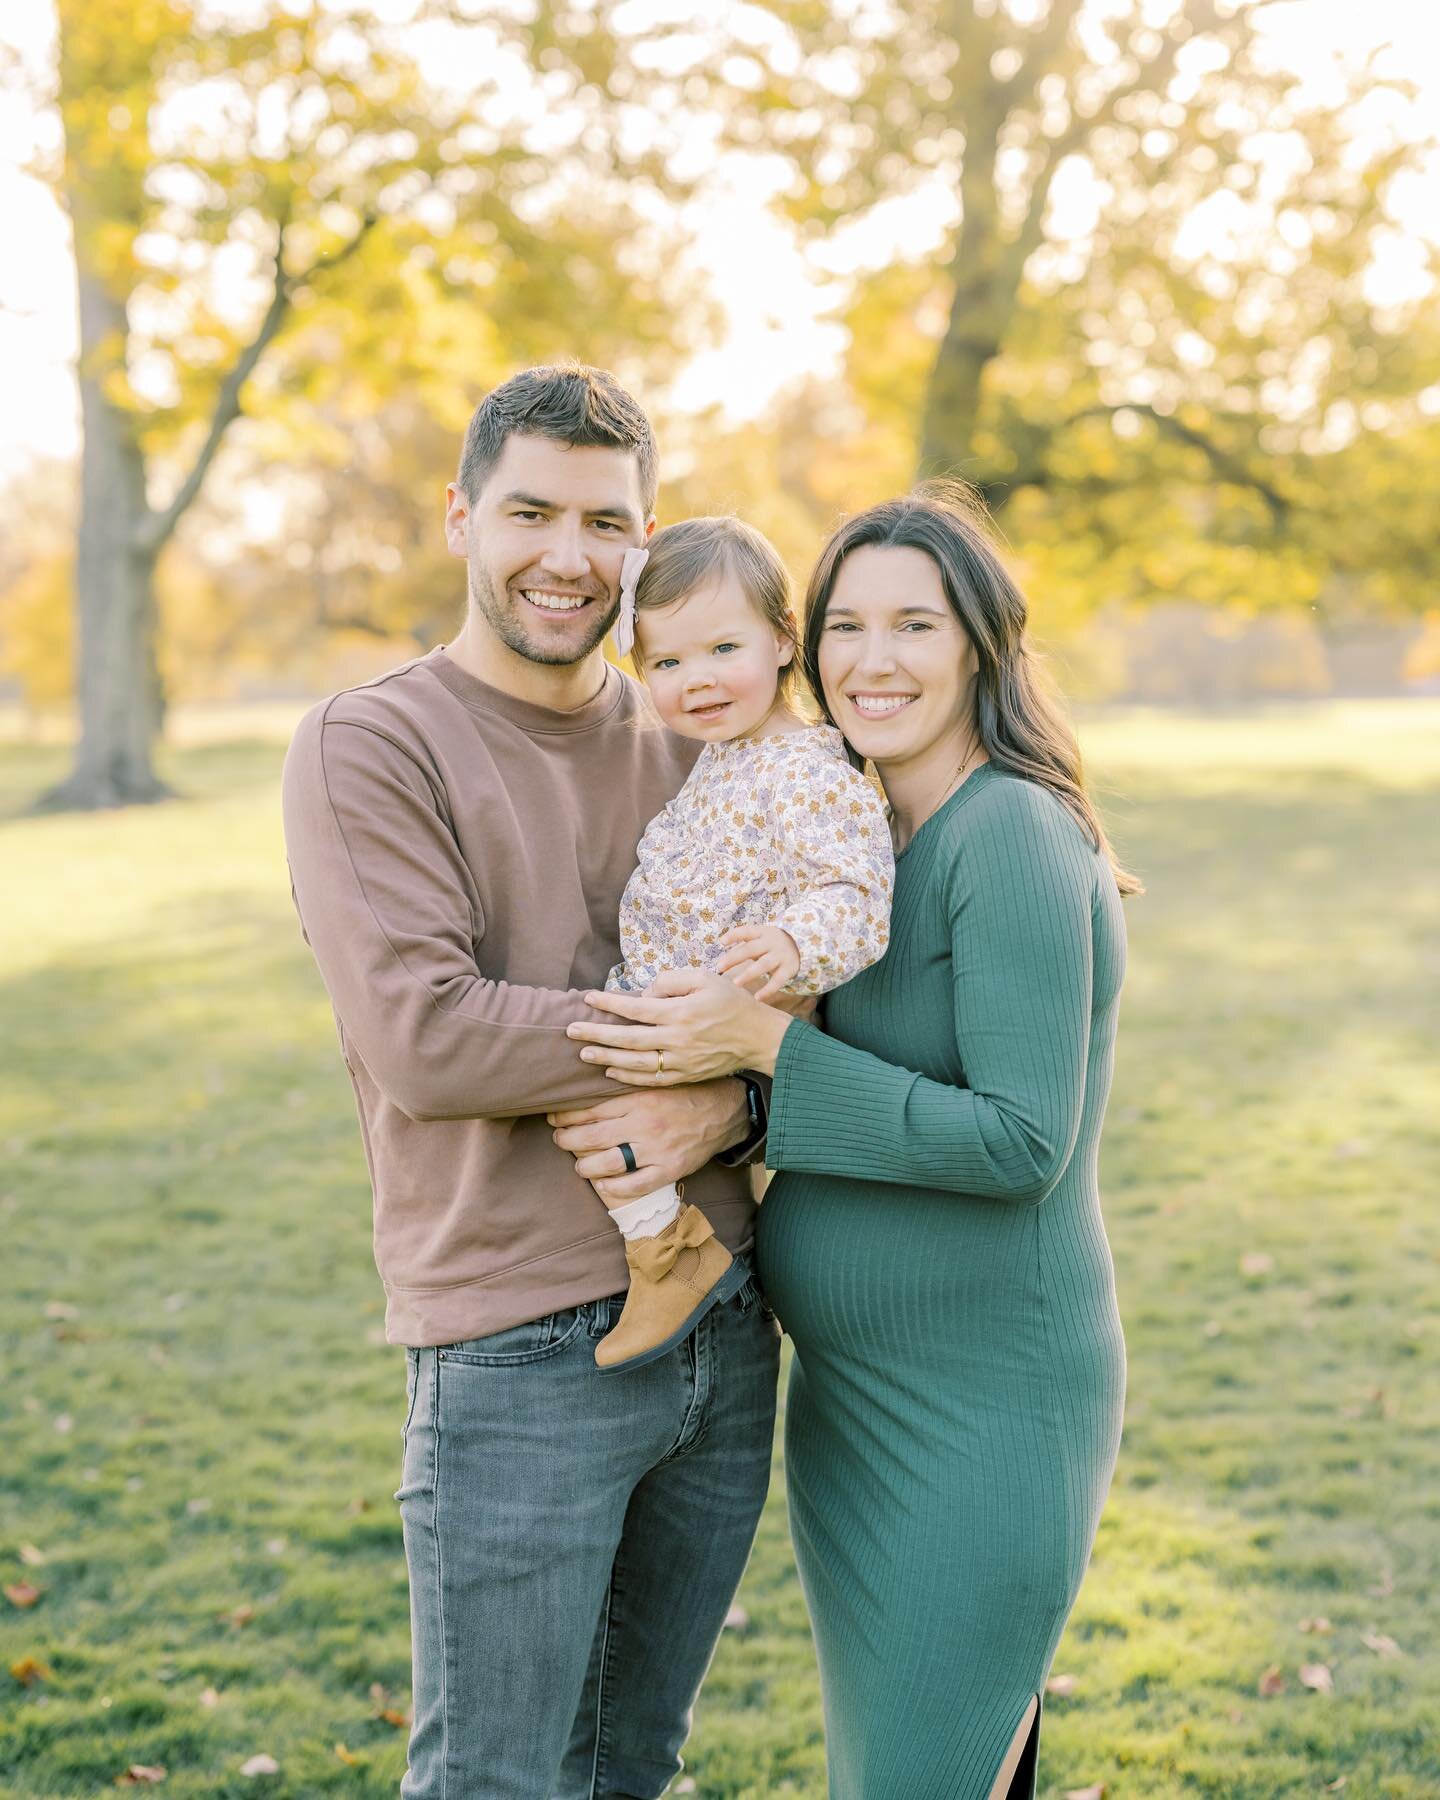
xmin=444 ymin=483 xmax=470 ymax=559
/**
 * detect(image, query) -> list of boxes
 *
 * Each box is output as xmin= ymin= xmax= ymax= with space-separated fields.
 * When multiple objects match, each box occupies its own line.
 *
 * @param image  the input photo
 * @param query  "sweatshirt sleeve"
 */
xmin=774 ymin=759 xmax=895 ymax=996
xmin=765 ymin=780 xmax=1095 ymax=1202
xmin=282 ymin=704 xmax=630 ymax=1122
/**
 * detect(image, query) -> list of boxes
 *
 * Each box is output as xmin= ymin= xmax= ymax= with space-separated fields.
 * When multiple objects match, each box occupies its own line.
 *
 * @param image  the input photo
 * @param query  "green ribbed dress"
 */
xmin=756 ymin=764 xmax=1127 ymax=1800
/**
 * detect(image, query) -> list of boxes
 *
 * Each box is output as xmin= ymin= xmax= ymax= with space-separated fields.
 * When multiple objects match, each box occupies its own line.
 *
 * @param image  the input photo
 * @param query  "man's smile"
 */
xmin=518 ymin=586 xmax=598 ymax=616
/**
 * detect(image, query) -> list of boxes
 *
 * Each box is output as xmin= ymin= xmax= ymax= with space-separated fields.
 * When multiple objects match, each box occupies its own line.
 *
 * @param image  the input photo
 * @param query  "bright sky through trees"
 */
xmin=1 ymin=0 xmax=1437 ymax=478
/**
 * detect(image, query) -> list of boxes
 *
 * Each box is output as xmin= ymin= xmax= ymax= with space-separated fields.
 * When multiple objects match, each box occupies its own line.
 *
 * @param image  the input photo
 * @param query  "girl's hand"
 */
xmin=567 ymin=968 xmax=795 ymax=1084
xmin=714 ymin=923 xmax=802 ymax=1002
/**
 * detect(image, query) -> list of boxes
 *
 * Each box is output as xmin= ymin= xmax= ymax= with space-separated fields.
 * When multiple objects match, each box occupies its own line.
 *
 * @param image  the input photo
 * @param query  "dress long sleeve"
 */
xmin=766 ymin=776 xmax=1098 ymax=1202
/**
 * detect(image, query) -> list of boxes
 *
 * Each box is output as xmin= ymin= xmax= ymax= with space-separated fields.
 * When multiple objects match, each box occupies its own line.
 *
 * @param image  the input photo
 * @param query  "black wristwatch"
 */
xmin=714 ymin=1073 xmax=768 ymax=1168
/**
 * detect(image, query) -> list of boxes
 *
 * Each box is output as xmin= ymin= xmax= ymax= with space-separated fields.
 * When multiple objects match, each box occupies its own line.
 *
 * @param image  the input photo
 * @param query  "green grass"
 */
xmin=2 ymin=702 xmax=1437 ymax=1798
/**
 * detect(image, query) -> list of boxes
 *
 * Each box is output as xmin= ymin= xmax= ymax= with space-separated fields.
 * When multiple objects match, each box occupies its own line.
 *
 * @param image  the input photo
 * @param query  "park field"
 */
xmin=2 ymin=701 xmax=1437 ymax=1798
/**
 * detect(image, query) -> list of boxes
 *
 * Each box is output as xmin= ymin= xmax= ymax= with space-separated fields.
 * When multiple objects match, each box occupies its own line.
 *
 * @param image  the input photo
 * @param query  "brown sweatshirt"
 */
xmin=281 ymin=647 xmax=759 ymax=1345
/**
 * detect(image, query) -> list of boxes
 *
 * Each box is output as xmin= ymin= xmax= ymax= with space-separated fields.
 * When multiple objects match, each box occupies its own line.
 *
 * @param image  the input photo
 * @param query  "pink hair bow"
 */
xmin=614 ymin=546 xmax=649 ymax=661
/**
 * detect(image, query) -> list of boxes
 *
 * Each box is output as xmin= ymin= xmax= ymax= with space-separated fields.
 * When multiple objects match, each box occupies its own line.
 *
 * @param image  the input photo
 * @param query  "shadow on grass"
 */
xmin=3 ymin=758 xmax=1438 ymax=1797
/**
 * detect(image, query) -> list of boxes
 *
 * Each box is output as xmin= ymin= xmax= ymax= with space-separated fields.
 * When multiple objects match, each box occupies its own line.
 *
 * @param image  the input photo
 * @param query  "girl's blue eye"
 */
xmin=714 ymin=643 xmax=738 ymax=654
xmin=653 ymin=658 xmax=679 ymax=671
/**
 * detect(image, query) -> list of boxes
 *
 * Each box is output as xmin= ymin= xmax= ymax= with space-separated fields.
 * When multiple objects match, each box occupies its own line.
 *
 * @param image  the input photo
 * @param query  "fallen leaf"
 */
xmin=4 ymin=1583 xmax=42 ymax=1609
xmin=1298 ymin=1616 xmax=1333 ymax=1635
xmin=18 ymin=1544 xmax=46 ymax=1567
xmin=1300 ymin=1662 xmax=1334 ymax=1694
xmin=1258 ymin=1665 xmax=1285 ymax=1696
xmin=1063 ymin=1785 xmax=1106 ymax=1800
xmin=1201 ymin=1319 xmax=1223 ymax=1338
xmin=368 ymin=1682 xmax=391 ymax=1707
xmin=199 ymin=1687 xmax=221 ymax=1708
xmin=378 ymin=1708 xmax=409 ymax=1729
xmin=1326 ymin=1779 xmax=1348 ymax=1792
xmin=44 ymin=1301 xmax=79 ymax=1320
xmin=1045 ymin=1673 xmax=1080 ymax=1697
xmin=1227 ymin=1709 xmax=1245 ymax=1724
xmin=53 ymin=1413 xmax=73 ymax=1434
xmin=1239 ymin=1251 xmax=1274 ymax=1278
xmin=221 ymin=1604 xmax=255 ymax=1628
xmin=347 ymin=1496 xmax=372 ymax=1514
xmin=723 ymin=1604 xmax=749 ymax=1630
xmin=1360 ymin=1631 xmax=1402 ymax=1657
xmin=239 ymin=1754 xmax=280 ymax=1777
xmin=10 ymin=1655 xmax=52 ymax=1686
xmin=334 ymin=1743 xmax=361 ymax=1766
xmin=117 ymin=1768 xmax=167 ymax=1785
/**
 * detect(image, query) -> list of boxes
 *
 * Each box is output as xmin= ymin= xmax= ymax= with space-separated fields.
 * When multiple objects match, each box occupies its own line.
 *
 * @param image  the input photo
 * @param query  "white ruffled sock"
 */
xmin=609 ymin=1184 xmax=682 ymax=1242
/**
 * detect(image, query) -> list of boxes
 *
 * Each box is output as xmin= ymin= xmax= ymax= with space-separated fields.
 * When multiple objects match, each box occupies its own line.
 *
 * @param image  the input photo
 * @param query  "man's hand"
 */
xmin=714 ymin=923 xmax=801 ymax=1002
xmin=548 ymin=1080 xmax=748 ymax=1205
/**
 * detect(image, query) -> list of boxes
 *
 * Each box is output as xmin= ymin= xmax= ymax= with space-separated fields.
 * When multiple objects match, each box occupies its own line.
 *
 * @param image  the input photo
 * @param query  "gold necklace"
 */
xmin=891 ymin=739 xmax=986 ymax=852
xmin=931 ymin=739 xmax=985 ymax=815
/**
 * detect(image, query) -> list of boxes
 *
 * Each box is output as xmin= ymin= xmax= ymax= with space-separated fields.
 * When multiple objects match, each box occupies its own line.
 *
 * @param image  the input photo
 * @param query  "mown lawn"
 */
xmin=2 ymin=702 xmax=1437 ymax=1798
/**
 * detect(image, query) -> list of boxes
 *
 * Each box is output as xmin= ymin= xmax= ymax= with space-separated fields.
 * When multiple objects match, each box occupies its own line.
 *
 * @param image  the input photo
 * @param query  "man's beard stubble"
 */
xmin=469 ymin=557 xmax=620 ymax=667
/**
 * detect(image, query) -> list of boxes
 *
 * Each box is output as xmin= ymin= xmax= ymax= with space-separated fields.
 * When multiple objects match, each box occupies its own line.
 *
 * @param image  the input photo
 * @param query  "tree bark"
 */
xmin=918 ymin=306 xmax=1001 ymax=483
xmin=39 ymin=266 xmax=170 ymax=810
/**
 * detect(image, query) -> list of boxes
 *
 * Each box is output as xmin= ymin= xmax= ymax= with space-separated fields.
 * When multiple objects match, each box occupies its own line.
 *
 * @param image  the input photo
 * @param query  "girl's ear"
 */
xmin=776 ymin=633 xmax=796 ymax=667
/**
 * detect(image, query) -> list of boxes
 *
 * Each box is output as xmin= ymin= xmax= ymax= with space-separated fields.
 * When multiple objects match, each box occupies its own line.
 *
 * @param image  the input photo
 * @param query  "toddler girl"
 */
xmin=593 ymin=516 xmax=894 ymax=1372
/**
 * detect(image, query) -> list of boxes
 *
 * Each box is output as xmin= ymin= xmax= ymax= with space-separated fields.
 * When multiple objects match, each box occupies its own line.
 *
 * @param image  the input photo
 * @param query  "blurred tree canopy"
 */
xmin=24 ymin=0 xmax=709 ymax=806
xmin=5 ymin=0 xmax=1439 ymax=794
xmin=699 ymin=0 xmax=1440 ymax=619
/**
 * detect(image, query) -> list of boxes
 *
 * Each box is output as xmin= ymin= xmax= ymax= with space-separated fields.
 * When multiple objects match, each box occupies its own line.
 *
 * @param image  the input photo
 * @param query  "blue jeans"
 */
xmin=396 ymin=1264 xmax=781 ymax=1799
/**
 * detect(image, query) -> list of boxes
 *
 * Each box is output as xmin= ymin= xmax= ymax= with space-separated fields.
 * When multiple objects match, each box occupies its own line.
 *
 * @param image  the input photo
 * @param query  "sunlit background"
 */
xmin=3 ymin=0 xmax=1440 ymax=809
xmin=3 ymin=6 xmax=1439 ymax=1797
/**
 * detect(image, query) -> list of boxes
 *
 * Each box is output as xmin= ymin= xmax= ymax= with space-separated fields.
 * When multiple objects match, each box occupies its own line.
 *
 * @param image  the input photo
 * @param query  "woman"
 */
xmin=569 ymin=485 xmax=1137 ymax=1799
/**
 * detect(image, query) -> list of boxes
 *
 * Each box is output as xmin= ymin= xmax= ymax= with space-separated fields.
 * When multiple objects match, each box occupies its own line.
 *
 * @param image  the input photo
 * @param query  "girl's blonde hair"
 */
xmin=633 ymin=516 xmax=801 ymax=693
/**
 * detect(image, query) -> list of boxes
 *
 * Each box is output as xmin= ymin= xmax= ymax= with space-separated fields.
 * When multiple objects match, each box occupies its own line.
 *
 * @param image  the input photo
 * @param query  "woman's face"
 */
xmin=816 ymin=544 xmax=979 ymax=770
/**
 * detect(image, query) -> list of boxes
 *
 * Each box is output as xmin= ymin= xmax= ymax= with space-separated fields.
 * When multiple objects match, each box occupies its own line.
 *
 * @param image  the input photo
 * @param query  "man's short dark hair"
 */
xmin=457 ymin=362 xmax=658 ymax=515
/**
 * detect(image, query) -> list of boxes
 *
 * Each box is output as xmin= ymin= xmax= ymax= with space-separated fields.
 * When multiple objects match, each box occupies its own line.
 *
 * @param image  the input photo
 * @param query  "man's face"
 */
xmin=445 ymin=434 xmax=652 ymax=666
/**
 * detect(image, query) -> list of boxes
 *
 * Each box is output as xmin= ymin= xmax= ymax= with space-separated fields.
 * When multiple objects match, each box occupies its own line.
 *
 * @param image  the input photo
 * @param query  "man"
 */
xmin=282 ymin=364 xmax=779 ymax=1799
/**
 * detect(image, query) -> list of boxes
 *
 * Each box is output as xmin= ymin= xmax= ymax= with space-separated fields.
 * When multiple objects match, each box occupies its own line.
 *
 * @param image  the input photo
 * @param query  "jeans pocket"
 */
xmin=401 ymin=1348 xmax=420 ymax=1436
xmin=438 ymin=1308 xmax=585 ymax=1367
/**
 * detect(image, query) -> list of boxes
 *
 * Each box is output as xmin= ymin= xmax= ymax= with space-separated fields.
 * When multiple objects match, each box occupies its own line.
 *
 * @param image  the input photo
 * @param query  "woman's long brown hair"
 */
xmin=801 ymin=482 xmax=1143 ymax=897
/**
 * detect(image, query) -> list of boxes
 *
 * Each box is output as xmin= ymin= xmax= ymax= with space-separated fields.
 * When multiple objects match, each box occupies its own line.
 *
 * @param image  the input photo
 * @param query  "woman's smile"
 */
xmin=845 ymin=692 xmax=918 ymax=718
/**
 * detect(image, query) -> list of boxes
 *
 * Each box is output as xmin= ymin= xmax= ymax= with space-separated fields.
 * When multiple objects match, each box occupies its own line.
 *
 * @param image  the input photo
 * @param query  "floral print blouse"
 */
xmin=609 ymin=723 xmax=894 ymax=997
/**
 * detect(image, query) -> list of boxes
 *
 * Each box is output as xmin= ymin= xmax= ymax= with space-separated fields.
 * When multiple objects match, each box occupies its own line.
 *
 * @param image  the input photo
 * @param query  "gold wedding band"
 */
xmin=657 ymin=1048 xmax=665 ymax=1076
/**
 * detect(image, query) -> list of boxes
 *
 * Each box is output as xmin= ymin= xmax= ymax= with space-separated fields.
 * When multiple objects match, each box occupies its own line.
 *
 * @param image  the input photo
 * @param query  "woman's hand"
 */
xmin=568 ymin=968 xmax=795 ymax=1084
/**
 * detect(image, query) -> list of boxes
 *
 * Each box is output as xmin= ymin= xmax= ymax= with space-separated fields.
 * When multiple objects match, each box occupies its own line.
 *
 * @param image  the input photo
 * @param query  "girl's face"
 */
xmin=816 ymin=544 xmax=979 ymax=769
xmin=636 ymin=566 xmax=795 ymax=743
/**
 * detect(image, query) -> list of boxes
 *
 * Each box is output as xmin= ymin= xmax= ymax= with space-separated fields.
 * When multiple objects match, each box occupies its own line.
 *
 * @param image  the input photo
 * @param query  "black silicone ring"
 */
xmin=618 ymin=1141 xmax=638 ymax=1174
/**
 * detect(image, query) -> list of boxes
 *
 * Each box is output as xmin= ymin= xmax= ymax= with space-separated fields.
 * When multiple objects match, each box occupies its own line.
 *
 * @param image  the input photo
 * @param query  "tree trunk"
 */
xmin=918 ymin=313 xmax=997 ymax=482
xmin=39 ymin=268 xmax=171 ymax=811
